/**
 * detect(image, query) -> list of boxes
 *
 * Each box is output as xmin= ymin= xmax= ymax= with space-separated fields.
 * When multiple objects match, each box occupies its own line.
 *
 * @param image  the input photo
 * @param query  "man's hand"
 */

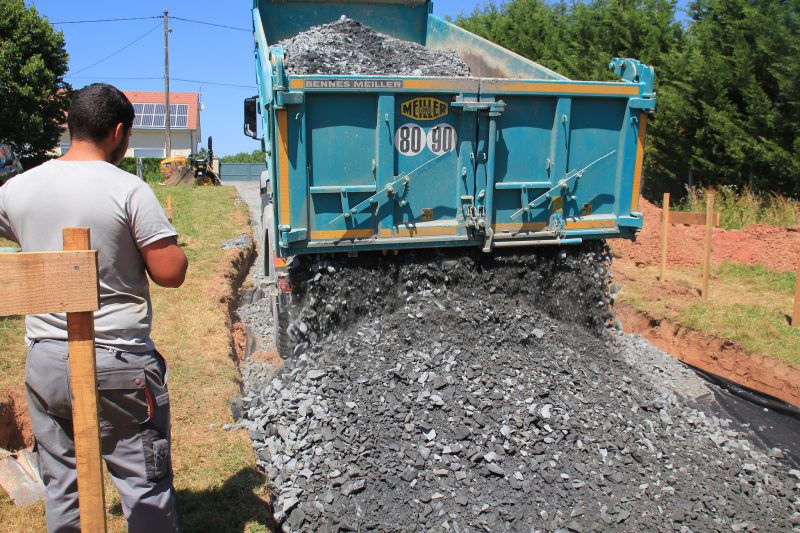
xmin=140 ymin=236 xmax=188 ymax=288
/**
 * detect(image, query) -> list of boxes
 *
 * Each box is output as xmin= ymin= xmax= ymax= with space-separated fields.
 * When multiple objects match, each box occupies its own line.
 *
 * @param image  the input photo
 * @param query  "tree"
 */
xmin=457 ymin=0 xmax=800 ymax=199
xmin=0 ymin=0 xmax=70 ymax=167
xmin=220 ymin=150 xmax=266 ymax=163
xmin=684 ymin=0 xmax=800 ymax=196
xmin=457 ymin=0 xmax=689 ymax=200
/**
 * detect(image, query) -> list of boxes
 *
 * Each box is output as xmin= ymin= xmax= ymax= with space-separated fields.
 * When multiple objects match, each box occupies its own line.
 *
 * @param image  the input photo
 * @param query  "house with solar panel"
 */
xmin=56 ymin=91 xmax=202 ymax=158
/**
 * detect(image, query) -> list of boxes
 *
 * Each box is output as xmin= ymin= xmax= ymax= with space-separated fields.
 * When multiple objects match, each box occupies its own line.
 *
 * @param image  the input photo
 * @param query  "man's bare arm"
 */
xmin=140 ymin=236 xmax=188 ymax=288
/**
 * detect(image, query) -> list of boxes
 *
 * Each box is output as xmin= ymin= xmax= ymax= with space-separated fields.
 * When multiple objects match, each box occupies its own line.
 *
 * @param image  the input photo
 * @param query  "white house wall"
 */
xmin=56 ymin=129 xmax=200 ymax=158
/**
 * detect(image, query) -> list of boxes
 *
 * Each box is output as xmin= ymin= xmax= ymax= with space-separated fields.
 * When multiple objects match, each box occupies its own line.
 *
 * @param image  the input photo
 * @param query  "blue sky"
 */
xmin=27 ymin=1 xmax=485 ymax=156
xmin=28 ymin=1 xmax=686 ymax=156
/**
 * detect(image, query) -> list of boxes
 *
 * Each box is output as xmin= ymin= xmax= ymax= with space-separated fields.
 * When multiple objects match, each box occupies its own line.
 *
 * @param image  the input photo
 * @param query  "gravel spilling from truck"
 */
xmin=235 ymin=244 xmax=800 ymax=532
xmin=236 ymin=14 xmax=800 ymax=529
xmin=278 ymin=17 xmax=471 ymax=77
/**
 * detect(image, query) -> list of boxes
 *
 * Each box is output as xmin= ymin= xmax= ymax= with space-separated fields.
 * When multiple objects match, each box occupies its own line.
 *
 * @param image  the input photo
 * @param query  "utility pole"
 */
xmin=163 ymin=9 xmax=171 ymax=158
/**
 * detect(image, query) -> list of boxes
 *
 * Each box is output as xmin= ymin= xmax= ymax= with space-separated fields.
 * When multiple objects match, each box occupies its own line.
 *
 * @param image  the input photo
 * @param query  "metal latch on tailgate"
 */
xmin=451 ymin=98 xmax=506 ymax=116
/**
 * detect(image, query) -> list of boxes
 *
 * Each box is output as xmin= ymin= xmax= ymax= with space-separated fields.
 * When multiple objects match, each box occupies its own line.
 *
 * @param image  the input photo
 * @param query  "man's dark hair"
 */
xmin=67 ymin=83 xmax=135 ymax=142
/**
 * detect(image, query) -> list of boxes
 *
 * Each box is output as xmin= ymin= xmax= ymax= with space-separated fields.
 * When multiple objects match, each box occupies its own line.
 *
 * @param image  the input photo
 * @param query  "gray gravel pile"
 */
xmin=236 ymin=225 xmax=281 ymax=394
xmin=222 ymin=233 xmax=252 ymax=250
xmin=238 ymin=246 xmax=800 ymax=532
xmin=284 ymin=244 xmax=615 ymax=348
xmin=278 ymin=17 xmax=471 ymax=77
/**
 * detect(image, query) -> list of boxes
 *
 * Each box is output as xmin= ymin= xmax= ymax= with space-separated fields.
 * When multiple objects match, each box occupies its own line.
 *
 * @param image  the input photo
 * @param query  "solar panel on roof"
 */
xmin=132 ymin=102 xmax=189 ymax=129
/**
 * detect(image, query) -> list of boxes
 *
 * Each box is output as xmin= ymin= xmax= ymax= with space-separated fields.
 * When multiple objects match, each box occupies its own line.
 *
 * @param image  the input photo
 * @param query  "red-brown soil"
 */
xmin=250 ymin=350 xmax=284 ymax=369
xmin=612 ymin=199 xmax=800 ymax=272
xmin=611 ymin=199 xmax=800 ymax=406
xmin=0 ymin=392 xmax=33 ymax=451
xmin=231 ymin=322 xmax=247 ymax=364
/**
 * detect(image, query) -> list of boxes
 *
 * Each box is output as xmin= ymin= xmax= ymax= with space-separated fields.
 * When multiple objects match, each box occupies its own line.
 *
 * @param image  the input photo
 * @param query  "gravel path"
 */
xmin=278 ymin=17 xmax=470 ymax=77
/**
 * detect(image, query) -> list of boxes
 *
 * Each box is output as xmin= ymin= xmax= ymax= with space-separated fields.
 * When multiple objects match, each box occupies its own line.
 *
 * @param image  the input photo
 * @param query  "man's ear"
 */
xmin=113 ymin=123 xmax=126 ymax=143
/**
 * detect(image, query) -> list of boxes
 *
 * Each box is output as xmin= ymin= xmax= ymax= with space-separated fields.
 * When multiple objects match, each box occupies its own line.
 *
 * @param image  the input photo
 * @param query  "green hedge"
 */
xmin=118 ymin=157 xmax=163 ymax=183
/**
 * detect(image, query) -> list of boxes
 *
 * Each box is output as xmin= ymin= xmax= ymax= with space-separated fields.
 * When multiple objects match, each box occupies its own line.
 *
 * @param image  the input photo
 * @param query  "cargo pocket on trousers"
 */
xmin=96 ymin=368 xmax=150 ymax=428
xmin=143 ymin=429 xmax=171 ymax=482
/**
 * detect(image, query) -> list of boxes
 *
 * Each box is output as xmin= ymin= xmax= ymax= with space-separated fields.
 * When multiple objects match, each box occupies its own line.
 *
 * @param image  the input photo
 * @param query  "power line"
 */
xmin=51 ymin=16 xmax=161 ymax=25
xmin=66 ymin=76 xmax=163 ymax=80
xmin=50 ymin=15 xmax=250 ymax=32
xmin=65 ymin=75 xmax=256 ymax=89
xmin=170 ymin=16 xmax=250 ymax=33
xmin=172 ymin=77 xmax=255 ymax=88
xmin=66 ymin=22 xmax=162 ymax=77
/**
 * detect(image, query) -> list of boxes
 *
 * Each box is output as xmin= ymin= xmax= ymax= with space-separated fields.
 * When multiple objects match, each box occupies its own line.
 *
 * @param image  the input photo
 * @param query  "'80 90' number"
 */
xmin=395 ymin=124 xmax=457 ymax=156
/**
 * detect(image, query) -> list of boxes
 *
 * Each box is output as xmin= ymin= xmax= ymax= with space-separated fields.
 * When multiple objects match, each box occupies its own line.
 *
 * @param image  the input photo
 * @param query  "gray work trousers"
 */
xmin=25 ymin=339 xmax=181 ymax=533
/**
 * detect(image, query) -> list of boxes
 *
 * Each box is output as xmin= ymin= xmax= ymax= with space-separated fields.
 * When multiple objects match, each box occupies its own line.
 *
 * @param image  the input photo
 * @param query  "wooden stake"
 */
xmin=702 ymin=192 xmax=715 ymax=301
xmin=165 ymin=193 xmax=173 ymax=223
xmin=660 ymin=192 xmax=669 ymax=282
xmin=792 ymin=257 xmax=800 ymax=328
xmin=63 ymin=228 xmax=107 ymax=533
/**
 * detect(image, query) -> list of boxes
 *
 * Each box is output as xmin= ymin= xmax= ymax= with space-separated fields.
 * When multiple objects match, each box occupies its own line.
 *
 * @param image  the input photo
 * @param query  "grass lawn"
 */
xmin=614 ymin=260 xmax=800 ymax=367
xmin=0 ymin=185 xmax=269 ymax=531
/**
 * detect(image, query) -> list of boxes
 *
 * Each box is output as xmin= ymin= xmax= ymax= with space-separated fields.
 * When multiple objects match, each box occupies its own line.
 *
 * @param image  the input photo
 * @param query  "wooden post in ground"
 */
xmin=0 ymin=228 xmax=104 ymax=530
xmin=702 ymin=192 xmax=715 ymax=301
xmin=793 ymin=257 xmax=800 ymax=328
xmin=660 ymin=192 xmax=669 ymax=282
xmin=62 ymin=228 xmax=107 ymax=532
xmin=165 ymin=193 xmax=173 ymax=224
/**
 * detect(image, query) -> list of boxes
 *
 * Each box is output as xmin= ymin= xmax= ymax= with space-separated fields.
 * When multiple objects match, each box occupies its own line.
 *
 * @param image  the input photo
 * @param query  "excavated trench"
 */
xmin=616 ymin=305 xmax=800 ymax=408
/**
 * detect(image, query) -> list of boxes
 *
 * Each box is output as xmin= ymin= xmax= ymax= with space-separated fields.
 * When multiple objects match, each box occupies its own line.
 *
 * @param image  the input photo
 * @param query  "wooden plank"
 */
xmin=669 ymin=211 xmax=720 ymax=226
xmin=0 ymin=251 xmax=99 ymax=315
xmin=702 ymin=193 xmax=715 ymax=301
xmin=660 ymin=192 xmax=669 ymax=282
xmin=63 ymin=228 xmax=107 ymax=533
xmin=793 ymin=257 xmax=800 ymax=328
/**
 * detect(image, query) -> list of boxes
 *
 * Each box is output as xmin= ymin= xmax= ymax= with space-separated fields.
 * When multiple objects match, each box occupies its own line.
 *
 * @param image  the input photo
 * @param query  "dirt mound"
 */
xmin=161 ymin=165 xmax=194 ymax=186
xmin=279 ymin=17 xmax=471 ymax=77
xmin=611 ymin=199 xmax=800 ymax=272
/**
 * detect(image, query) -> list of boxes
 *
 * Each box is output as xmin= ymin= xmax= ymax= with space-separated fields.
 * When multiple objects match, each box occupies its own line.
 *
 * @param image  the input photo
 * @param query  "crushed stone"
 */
xmin=235 ymin=243 xmax=800 ymax=531
xmin=278 ymin=17 xmax=470 ymax=77
xmin=222 ymin=233 xmax=252 ymax=250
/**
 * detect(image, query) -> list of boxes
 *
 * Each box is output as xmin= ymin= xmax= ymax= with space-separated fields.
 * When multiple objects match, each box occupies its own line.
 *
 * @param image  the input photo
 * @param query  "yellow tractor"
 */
xmin=159 ymin=137 xmax=220 ymax=186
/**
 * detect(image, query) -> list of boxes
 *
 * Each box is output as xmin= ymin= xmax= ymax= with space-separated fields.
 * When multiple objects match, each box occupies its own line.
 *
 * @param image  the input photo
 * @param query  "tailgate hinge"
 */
xmin=275 ymin=90 xmax=304 ymax=107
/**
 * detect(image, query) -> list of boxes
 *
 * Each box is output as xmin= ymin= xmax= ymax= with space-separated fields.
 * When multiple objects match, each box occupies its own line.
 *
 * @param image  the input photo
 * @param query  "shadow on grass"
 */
xmin=110 ymin=467 xmax=275 ymax=532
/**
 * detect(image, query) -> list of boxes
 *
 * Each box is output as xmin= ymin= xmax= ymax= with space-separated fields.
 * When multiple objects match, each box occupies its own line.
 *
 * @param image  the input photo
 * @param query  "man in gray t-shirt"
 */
xmin=0 ymin=84 xmax=187 ymax=532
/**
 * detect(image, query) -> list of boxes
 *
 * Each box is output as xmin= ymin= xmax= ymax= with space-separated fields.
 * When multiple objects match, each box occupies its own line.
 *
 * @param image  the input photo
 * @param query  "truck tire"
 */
xmin=272 ymin=293 xmax=292 ymax=359
xmin=262 ymin=203 xmax=276 ymax=280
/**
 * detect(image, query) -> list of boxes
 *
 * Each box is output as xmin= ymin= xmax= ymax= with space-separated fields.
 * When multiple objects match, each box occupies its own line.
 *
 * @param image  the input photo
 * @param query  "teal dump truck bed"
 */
xmin=245 ymin=0 xmax=655 ymax=260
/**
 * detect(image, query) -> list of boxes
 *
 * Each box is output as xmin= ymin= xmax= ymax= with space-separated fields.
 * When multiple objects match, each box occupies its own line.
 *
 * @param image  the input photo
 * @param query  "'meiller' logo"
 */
xmin=400 ymin=98 xmax=449 ymax=121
